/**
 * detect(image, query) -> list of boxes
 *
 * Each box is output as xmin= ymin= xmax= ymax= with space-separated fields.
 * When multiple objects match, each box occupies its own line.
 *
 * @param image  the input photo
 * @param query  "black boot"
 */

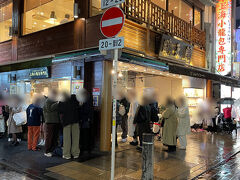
xmin=130 ymin=141 xmax=138 ymax=146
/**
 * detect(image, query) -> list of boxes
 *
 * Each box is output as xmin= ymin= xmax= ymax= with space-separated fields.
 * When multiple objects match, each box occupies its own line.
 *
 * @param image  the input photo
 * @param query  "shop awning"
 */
xmin=121 ymin=53 xmax=169 ymax=71
xmin=53 ymin=49 xmax=101 ymax=63
xmin=169 ymin=64 xmax=240 ymax=87
xmin=0 ymin=57 xmax=52 ymax=73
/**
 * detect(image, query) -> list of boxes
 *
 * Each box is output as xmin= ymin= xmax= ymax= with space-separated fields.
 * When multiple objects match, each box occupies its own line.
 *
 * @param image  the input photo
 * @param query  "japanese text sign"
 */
xmin=216 ymin=0 xmax=232 ymax=75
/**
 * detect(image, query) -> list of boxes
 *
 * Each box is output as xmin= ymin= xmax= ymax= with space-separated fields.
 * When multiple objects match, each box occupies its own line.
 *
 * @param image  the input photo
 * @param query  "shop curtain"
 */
xmin=24 ymin=0 xmax=53 ymax=12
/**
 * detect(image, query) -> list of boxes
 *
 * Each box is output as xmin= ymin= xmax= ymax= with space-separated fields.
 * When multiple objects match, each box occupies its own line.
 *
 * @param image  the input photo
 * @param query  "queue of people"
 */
xmin=0 ymin=87 xmax=191 ymax=156
xmin=0 ymin=88 xmax=94 ymax=160
xmin=116 ymin=88 xmax=191 ymax=152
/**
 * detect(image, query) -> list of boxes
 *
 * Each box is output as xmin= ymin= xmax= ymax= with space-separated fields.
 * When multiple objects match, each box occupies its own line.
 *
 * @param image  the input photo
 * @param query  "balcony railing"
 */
xmin=121 ymin=0 xmax=206 ymax=49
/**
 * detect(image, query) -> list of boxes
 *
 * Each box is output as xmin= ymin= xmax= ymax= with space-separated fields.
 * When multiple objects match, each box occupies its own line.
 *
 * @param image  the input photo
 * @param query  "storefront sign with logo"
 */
xmin=216 ymin=0 xmax=232 ymax=75
xmin=93 ymin=88 xmax=101 ymax=96
xmin=156 ymin=34 xmax=193 ymax=64
xmin=29 ymin=67 xmax=49 ymax=79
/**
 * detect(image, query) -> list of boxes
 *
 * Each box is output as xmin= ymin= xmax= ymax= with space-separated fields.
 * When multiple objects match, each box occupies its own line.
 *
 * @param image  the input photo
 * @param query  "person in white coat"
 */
xmin=127 ymin=89 xmax=138 ymax=146
xmin=177 ymin=97 xmax=190 ymax=150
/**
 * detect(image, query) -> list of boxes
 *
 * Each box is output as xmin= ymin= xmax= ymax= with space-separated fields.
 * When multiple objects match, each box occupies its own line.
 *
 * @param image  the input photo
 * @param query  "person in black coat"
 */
xmin=58 ymin=93 xmax=80 ymax=159
xmin=133 ymin=95 xmax=151 ymax=152
xmin=77 ymin=89 xmax=94 ymax=155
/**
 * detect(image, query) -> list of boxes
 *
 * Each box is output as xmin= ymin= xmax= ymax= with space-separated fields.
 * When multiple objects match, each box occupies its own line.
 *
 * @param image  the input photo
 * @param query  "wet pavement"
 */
xmin=0 ymin=131 xmax=240 ymax=180
xmin=0 ymin=164 xmax=33 ymax=180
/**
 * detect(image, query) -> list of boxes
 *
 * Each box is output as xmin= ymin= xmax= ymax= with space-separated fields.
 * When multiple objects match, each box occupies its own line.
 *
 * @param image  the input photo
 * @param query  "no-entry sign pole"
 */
xmin=111 ymin=47 xmax=118 ymax=180
xmin=99 ymin=5 xmax=125 ymax=180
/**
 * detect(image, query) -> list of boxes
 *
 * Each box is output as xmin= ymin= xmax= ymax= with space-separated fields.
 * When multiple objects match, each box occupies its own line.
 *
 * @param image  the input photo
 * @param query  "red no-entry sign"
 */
xmin=100 ymin=7 xmax=125 ymax=38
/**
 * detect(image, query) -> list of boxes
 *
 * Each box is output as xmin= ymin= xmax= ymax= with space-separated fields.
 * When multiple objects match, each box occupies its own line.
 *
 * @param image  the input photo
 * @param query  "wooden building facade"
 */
xmin=0 ymin=0 xmax=214 ymax=151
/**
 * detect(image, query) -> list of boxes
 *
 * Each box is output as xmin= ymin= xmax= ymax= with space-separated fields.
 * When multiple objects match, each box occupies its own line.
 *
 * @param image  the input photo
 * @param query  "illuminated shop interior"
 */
xmin=22 ymin=0 xmax=74 ymax=35
xmin=117 ymin=62 xmax=206 ymax=122
xmin=0 ymin=0 xmax=12 ymax=42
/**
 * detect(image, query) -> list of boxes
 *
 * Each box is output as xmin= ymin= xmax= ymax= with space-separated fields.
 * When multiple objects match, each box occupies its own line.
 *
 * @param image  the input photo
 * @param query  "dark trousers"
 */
xmin=121 ymin=117 xmax=128 ymax=139
xmin=212 ymin=118 xmax=217 ymax=132
xmin=139 ymin=133 xmax=143 ymax=147
xmin=133 ymin=130 xmax=137 ymax=140
xmin=45 ymin=123 xmax=59 ymax=153
xmin=168 ymin=145 xmax=176 ymax=152
xmin=136 ymin=123 xmax=151 ymax=147
xmin=80 ymin=128 xmax=92 ymax=153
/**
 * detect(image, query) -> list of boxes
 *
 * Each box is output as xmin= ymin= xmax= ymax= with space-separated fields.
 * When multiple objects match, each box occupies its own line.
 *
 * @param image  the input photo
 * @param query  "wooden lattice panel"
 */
xmin=191 ymin=47 xmax=206 ymax=68
xmin=119 ymin=20 xmax=147 ymax=53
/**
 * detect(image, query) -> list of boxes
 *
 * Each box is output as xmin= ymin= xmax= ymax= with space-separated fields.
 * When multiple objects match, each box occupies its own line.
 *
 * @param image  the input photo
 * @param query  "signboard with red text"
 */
xmin=216 ymin=0 xmax=232 ymax=75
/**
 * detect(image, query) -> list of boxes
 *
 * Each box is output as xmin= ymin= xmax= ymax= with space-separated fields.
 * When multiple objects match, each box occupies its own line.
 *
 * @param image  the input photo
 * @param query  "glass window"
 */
xmin=179 ymin=1 xmax=193 ymax=23
xmin=151 ymin=0 xmax=166 ymax=9
xmin=91 ymin=0 xmax=102 ymax=16
xmin=22 ymin=0 xmax=74 ymax=35
xmin=0 ymin=1 xmax=12 ymax=42
xmin=169 ymin=0 xmax=193 ymax=23
xmin=169 ymin=0 xmax=180 ymax=16
xmin=194 ymin=8 xmax=201 ymax=29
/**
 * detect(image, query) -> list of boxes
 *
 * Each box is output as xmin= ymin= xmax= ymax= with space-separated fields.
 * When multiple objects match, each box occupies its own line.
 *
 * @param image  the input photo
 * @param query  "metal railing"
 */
xmin=121 ymin=0 xmax=206 ymax=49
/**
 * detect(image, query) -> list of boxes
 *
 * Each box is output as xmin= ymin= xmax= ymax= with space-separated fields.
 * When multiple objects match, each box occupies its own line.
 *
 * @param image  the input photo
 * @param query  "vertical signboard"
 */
xmin=216 ymin=0 xmax=232 ymax=75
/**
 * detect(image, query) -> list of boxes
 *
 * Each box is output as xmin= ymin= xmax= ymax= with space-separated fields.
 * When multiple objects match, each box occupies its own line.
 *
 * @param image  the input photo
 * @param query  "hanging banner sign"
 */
xmin=216 ymin=0 xmax=232 ymax=75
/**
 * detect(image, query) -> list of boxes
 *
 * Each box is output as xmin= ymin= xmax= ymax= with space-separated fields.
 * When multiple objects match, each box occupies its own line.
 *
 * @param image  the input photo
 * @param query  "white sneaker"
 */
xmin=42 ymin=140 xmax=45 ymax=146
xmin=121 ymin=138 xmax=127 ymax=143
xmin=62 ymin=156 xmax=71 ymax=160
xmin=17 ymin=138 xmax=21 ymax=142
xmin=44 ymin=153 xmax=53 ymax=157
xmin=73 ymin=155 xmax=79 ymax=159
xmin=8 ymin=138 xmax=13 ymax=142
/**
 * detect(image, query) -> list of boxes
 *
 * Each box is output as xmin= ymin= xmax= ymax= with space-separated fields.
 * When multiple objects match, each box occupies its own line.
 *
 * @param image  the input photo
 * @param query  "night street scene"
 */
xmin=1 ymin=0 xmax=240 ymax=180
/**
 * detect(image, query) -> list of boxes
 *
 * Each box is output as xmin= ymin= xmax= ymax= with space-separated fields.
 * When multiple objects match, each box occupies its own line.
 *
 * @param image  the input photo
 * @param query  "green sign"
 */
xmin=29 ymin=67 xmax=49 ymax=79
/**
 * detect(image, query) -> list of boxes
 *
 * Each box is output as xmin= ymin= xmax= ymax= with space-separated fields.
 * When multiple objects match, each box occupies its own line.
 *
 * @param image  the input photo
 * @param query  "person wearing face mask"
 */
xmin=77 ymin=88 xmax=94 ymax=155
xmin=43 ymin=89 xmax=60 ymax=157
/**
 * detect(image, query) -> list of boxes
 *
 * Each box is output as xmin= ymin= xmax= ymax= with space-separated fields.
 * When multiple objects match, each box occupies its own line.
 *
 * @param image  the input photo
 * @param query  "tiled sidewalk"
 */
xmin=45 ymin=131 xmax=240 ymax=180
